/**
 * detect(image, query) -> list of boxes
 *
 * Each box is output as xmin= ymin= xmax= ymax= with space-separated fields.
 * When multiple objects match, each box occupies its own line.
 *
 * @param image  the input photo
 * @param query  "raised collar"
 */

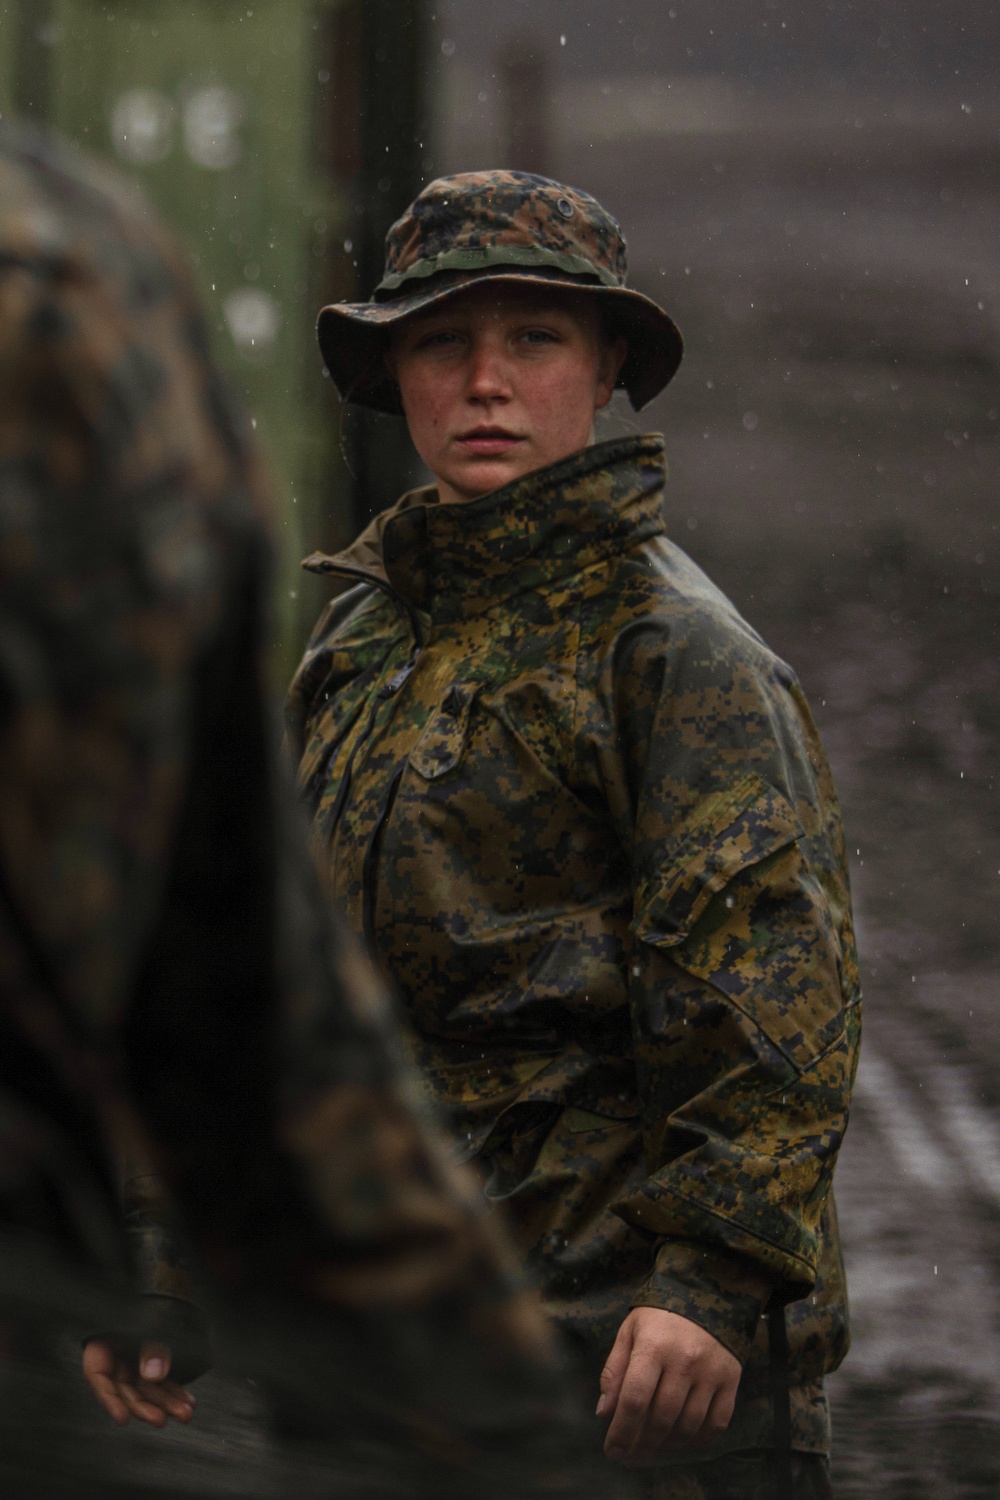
xmin=302 ymin=434 xmax=667 ymax=626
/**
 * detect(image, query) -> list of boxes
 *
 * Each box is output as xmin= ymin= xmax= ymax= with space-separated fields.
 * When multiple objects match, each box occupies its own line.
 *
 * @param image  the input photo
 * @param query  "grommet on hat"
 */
xmin=317 ymin=169 xmax=684 ymax=415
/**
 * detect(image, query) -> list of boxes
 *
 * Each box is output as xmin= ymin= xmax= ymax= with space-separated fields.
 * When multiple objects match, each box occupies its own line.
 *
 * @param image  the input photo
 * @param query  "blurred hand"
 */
xmin=82 ymin=1339 xmax=196 ymax=1428
xmin=596 ymin=1307 xmax=740 ymax=1465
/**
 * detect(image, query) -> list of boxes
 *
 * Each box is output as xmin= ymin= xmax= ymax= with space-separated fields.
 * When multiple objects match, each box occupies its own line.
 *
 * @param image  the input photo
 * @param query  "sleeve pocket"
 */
xmin=632 ymin=773 xmax=847 ymax=1071
xmin=631 ymin=771 xmax=802 ymax=948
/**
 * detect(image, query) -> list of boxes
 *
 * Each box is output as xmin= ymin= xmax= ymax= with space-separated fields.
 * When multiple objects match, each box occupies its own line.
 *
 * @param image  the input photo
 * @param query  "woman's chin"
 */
xmin=441 ymin=453 xmax=537 ymax=500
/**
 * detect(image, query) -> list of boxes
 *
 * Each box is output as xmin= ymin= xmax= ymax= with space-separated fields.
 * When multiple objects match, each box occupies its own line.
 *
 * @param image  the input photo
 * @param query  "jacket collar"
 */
xmin=302 ymin=434 xmax=667 ymax=625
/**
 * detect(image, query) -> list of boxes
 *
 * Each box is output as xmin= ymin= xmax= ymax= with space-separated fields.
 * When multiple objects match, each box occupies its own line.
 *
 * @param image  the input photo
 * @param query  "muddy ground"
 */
xmin=570 ymin=92 xmax=1000 ymax=1497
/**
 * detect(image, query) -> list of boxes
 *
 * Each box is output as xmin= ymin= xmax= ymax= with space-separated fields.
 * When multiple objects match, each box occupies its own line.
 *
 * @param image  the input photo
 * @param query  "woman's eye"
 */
xmin=418 ymin=329 xmax=461 ymax=350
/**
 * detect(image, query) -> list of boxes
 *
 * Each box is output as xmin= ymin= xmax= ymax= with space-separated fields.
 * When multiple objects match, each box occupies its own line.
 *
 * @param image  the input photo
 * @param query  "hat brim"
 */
xmin=316 ymin=267 xmax=683 ymax=415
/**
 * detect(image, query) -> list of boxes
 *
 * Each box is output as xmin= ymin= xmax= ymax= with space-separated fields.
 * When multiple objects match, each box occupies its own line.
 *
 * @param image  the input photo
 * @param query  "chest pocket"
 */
xmin=409 ymin=681 xmax=480 ymax=780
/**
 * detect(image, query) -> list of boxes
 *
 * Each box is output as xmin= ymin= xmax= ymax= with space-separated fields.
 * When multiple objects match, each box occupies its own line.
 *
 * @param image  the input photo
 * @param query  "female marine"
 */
xmin=288 ymin=171 xmax=859 ymax=1499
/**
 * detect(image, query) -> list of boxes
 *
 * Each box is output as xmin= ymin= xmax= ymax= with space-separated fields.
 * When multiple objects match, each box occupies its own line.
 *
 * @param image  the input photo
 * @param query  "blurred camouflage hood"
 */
xmin=317 ymin=170 xmax=683 ymax=414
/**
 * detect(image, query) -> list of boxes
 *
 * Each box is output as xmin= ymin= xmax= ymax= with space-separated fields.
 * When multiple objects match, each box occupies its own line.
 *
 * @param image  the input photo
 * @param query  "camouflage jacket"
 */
xmin=288 ymin=433 xmax=862 ymax=1455
xmin=0 ymin=126 xmax=581 ymax=1480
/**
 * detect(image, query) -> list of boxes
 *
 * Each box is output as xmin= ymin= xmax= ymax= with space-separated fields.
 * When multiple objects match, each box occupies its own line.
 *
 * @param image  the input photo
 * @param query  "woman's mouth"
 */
xmin=455 ymin=428 xmax=525 ymax=456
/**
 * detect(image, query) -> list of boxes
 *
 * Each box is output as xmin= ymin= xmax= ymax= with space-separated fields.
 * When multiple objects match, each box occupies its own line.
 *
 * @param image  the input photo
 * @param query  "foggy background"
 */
xmin=0 ymin=2 xmax=998 ymax=1495
xmin=429 ymin=8 xmax=1000 ymax=1494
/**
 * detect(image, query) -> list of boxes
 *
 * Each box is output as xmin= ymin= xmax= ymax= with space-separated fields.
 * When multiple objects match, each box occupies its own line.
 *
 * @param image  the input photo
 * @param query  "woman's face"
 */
xmin=386 ymin=282 xmax=627 ymax=504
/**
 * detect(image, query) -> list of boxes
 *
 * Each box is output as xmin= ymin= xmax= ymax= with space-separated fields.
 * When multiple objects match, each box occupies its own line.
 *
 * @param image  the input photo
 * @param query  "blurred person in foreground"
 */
xmin=0 ymin=121 xmax=581 ymax=1498
xmin=285 ymin=171 xmax=862 ymax=1500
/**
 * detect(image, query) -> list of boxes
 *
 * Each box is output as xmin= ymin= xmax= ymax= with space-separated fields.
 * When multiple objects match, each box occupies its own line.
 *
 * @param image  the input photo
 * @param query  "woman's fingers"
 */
xmin=704 ymin=1377 xmax=739 ymax=1439
xmin=139 ymin=1341 xmax=172 ymax=1383
xmin=625 ymin=1375 xmax=689 ymax=1461
xmin=81 ymin=1341 xmax=131 ymax=1426
xmin=602 ymin=1339 xmax=667 ymax=1459
xmin=81 ymin=1338 xmax=195 ymax=1428
xmin=134 ymin=1374 xmax=195 ymax=1423
xmin=598 ymin=1307 xmax=743 ymax=1464
xmin=595 ymin=1316 xmax=634 ymax=1418
xmin=654 ymin=1380 xmax=714 ymax=1454
xmin=137 ymin=1341 xmax=196 ymax=1422
xmin=113 ymin=1369 xmax=195 ymax=1427
xmin=152 ymin=1381 xmax=195 ymax=1422
xmin=117 ymin=1378 xmax=171 ymax=1428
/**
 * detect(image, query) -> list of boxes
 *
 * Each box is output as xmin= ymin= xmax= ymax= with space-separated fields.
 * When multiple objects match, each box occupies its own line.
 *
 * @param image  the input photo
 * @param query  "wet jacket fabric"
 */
xmin=288 ymin=433 xmax=862 ymax=1456
xmin=0 ymin=127 xmax=576 ymax=1472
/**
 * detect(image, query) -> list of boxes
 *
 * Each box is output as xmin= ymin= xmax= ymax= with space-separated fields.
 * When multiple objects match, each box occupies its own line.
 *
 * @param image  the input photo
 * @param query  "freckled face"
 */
xmin=385 ymin=282 xmax=627 ymax=505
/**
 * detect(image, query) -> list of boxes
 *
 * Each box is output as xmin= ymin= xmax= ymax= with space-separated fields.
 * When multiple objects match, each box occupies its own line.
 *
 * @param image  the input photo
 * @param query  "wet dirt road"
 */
xmin=552 ymin=88 xmax=1000 ymax=1496
xmin=797 ymin=608 xmax=1000 ymax=1499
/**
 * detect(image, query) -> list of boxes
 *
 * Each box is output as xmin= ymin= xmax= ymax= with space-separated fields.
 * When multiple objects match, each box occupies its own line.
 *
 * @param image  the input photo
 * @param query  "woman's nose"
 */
xmin=465 ymin=340 xmax=512 ymax=399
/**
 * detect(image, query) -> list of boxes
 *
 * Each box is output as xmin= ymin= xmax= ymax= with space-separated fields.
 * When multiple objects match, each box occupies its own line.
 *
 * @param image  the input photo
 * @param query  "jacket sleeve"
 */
xmin=119 ymin=1148 xmax=212 ymax=1381
xmin=583 ymin=609 xmax=861 ymax=1366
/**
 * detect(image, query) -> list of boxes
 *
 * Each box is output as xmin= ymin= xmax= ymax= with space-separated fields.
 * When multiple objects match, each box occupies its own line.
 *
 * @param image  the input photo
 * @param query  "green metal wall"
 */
xmin=0 ymin=0 xmax=427 ymax=675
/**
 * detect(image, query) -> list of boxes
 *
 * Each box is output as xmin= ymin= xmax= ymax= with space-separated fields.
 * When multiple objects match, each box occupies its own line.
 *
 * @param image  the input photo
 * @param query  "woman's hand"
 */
xmin=82 ymin=1339 xmax=196 ymax=1428
xmin=596 ymin=1307 xmax=740 ymax=1465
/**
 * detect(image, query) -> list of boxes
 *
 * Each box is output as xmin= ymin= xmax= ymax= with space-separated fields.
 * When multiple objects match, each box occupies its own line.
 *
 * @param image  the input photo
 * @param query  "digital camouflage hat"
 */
xmin=317 ymin=170 xmax=683 ymax=414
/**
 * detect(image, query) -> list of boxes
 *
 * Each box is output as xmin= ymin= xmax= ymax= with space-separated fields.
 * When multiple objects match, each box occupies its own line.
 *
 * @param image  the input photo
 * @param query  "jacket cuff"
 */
xmin=123 ymin=1165 xmax=199 ymax=1305
xmin=631 ymin=1240 xmax=773 ymax=1367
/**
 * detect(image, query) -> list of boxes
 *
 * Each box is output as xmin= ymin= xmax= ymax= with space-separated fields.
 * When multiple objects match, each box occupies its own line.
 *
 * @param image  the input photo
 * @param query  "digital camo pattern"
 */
xmin=317 ymin=170 xmax=684 ymax=414
xmin=0 ymin=124 xmax=577 ymax=1478
xmin=641 ymin=1449 xmax=833 ymax=1500
xmin=289 ymin=432 xmax=862 ymax=1458
xmin=380 ymin=170 xmax=629 ymax=290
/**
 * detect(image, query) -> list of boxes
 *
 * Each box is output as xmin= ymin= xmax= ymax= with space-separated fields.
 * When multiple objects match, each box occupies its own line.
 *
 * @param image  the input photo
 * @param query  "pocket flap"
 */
xmin=409 ymin=681 xmax=479 ymax=780
xmin=632 ymin=771 xmax=802 ymax=948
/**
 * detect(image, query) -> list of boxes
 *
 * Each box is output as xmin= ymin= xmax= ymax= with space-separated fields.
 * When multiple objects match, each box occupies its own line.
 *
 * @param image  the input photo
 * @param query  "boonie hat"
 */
xmin=317 ymin=169 xmax=683 ymax=414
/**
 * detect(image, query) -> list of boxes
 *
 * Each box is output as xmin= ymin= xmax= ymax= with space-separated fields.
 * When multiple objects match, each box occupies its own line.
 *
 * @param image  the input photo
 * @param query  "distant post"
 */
xmin=501 ymin=36 xmax=550 ymax=176
xmin=318 ymin=0 xmax=430 ymax=529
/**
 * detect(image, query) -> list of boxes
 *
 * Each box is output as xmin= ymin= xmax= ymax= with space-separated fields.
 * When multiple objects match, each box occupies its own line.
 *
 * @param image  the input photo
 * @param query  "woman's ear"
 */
xmin=595 ymin=336 xmax=628 ymax=410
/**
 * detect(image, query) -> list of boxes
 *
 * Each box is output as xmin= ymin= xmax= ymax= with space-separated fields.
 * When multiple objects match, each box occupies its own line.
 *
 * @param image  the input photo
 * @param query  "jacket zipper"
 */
xmin=323 ymin=649 xmax=421 ymax=844
xmin=362 ymin=763 xmax=405 ymax=952
xmin=313 ymin=561 xmax=423 ymax=846
xmin=357 ymin=652 xmax=422 ymax=944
